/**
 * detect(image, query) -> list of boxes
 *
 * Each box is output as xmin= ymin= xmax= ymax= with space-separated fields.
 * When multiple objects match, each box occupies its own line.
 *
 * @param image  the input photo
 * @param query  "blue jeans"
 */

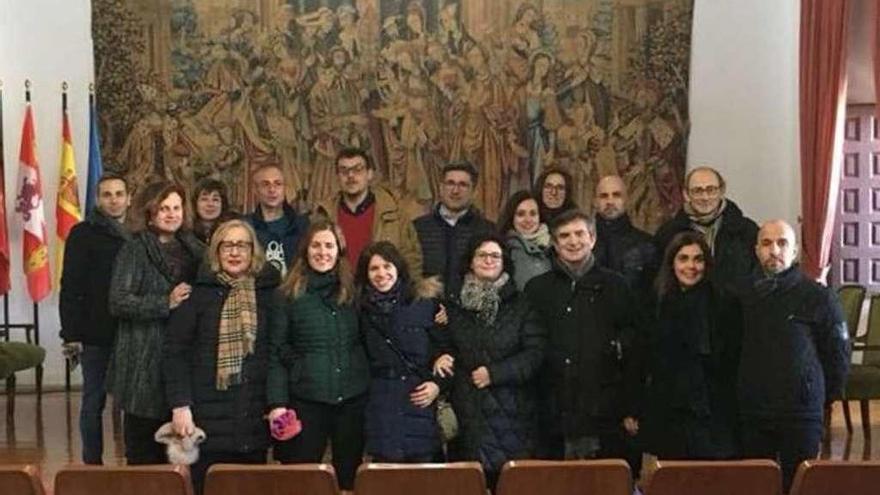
xmin=80 ymin=345 xmax=112 ymax=464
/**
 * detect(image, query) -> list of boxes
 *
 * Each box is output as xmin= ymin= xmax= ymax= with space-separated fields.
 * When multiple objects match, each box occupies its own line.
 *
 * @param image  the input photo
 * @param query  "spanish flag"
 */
xmin=15 ymin=104 xmax=51 ymax=301
xmin=55 ymin=105 xmax=82 ymax=288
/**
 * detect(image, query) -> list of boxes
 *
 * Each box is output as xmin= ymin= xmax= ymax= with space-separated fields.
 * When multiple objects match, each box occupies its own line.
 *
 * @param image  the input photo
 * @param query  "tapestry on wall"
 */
xmin=92 ymin=0 xmax=693 ymax=230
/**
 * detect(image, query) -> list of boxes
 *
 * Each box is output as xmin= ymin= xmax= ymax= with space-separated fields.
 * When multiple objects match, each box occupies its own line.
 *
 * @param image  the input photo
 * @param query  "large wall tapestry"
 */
xmin=92 ymin=0 xmax=693 ymax=231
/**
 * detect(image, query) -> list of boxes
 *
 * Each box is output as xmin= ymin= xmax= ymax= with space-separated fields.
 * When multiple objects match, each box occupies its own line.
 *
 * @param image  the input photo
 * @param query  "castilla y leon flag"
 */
xmin=14 ymin=104 xmax=51 ymax=301
xmin=55 ymin=106 xmax=82 ymax=288
xmin=0 ymin=88 xmax=9 ymax=295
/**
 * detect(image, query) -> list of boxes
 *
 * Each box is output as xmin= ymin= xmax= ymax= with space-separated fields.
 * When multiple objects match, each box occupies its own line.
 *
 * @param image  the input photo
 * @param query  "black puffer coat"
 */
xmin=444 ymin=278 xmax=545 ymax=484
xmin=594 ymin=214 xmax=657 ymax=304
xmin=163 ymin=264 xmax=281 ymax=454
xmin=641 ymin=281 xmax=742 ymax=459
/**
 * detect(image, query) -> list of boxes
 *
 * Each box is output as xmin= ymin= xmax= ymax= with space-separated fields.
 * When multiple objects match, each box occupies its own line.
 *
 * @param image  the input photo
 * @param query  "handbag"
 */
xmin=368 ymin=314 xmax=459 ymax=442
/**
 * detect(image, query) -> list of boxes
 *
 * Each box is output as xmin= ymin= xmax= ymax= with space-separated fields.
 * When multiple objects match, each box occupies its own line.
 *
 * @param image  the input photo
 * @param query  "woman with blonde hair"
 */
xmin=163 ymin=219 xmax=279 ymax=493
xmin=267 ymin=219 xmax=368 ymax=491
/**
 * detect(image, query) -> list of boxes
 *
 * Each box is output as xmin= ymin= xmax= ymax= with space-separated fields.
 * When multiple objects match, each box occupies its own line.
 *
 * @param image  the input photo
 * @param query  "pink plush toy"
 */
xmin=270 ymin=409 xmax=303 ymax=441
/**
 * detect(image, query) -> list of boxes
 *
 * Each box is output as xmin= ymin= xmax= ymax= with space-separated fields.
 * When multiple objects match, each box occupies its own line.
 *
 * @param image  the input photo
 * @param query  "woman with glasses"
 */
xmin=163 ymin=219 xmax=280 ymax=494
xmin=498 ymin=190 xmax=552 ymax=290
xmin=533 ymin=169 xmax=577 ymax=226
xmin=433 ymin=233 xmax=545 ymax=489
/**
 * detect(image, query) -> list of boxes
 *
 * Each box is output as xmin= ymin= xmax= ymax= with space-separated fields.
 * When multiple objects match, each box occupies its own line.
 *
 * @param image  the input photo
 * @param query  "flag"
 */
xmin=85 ymin=94 xmax=103 ymax=213
xmin=55 ymin=105 xmax=82 ymax=288
xmin=14 ymin=104 xmax=51 ymax=301
xmin=0 ymin=88 xmax=10 ymax=295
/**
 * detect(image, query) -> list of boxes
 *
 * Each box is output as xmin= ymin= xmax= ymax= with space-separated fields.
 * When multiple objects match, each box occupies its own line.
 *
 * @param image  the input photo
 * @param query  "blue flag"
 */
xmin=85 ymin=95 xmax=103 ymax=213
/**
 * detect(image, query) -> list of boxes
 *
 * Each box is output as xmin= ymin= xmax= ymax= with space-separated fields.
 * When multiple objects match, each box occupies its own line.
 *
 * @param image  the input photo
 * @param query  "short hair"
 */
xmin=654 ymin=231 xmax=714 ymax=299
xmin=192 ymin=178 xmax=230 ymax=218
xmin=442 ymin=161 xmax=479 ymax=184
xmin=335 ymin=147 xmax=374 ymax=171
xmin=685 ymin=166 xmax=726 ymax=190
xmin=497 ymin=190 xmax=542 ymax=235
xmin=355 ymin=241 xmax=416 ymax=303
xmin=96 ymin=173 xmax=128 ymax=193
xmin=206 ymin=219 xmax=266 ymax=276
xmin=550 ymin=209 xmax=595 ymax=238
xmin=136 ymin=181 xmax=190 ymax=232
xmin=250 ymin=163 xmax=284 ymax=183
xmin=533 ymin=168 xmax=577 ymax=211
xmin=459 ymin=232 xmax=515 ymax=280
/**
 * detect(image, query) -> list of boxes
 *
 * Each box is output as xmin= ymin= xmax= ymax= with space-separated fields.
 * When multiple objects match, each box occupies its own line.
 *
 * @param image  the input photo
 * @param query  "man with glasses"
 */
xmin=524 ymin=209 xmax=643 ymax=461
xmin=413 ymin=161 xmax=494 ymax=299
xmin=246 ymin=163 xmax=308 ymax=276
xmin=313 ymin=147 xmax=422 ymax=273
xmin=654 ymin=166 xmax=758 ymax=288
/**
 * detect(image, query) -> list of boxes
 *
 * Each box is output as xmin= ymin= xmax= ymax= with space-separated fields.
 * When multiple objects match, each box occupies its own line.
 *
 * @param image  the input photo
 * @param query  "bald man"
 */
xmin=654 ymin=166 xmax=758 ymax=288
xmin=737 ymin=220 xmax=849 ymax=492
xmin=593 ymin=175 xmax=656 ymax=301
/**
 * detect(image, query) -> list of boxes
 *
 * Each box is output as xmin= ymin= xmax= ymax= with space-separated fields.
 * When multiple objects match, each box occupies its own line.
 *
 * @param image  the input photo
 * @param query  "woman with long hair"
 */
xmin=267 ymin=219 xmax=368 ymax=491
xmin=191 ymin=178 xmax=238 ymax=244
xmin=498 ymin=190 xmax=552 ymax=290
xmin=641 ymin=231 xmax=741 ymax=462
xmin=107 ymin=181 xmax=204 ymax=464
xmin=355 ymin=241 xmax=446 ymax=462
xmin=163 ymin=219 xmax=279 ymax=494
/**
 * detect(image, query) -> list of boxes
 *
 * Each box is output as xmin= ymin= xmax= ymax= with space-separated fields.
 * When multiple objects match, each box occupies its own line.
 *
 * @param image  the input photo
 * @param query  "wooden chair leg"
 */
xmin=35 ymin=364 xmax=43 ymax=402
xmin=843 ymin=400 xmax=854 ymax=434
xmin=860 ymin=400 xmax=871 ymax=439
xmin=6 ymin=373 xmax=16 ymax=420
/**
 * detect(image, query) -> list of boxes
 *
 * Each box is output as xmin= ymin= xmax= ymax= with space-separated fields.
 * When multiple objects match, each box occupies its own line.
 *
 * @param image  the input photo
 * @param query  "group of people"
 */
xmin=60 ymin=148 xmax=850 ymax=494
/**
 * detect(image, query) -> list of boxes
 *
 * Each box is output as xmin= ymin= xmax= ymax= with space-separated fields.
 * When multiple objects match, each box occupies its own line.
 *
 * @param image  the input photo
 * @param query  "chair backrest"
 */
xmin=789 ymin=460 xmax=880 ymax=495
xmin=55 ymin=465 xmax=192 ymax=495
xmin=0 ymin=465 xmax=45 ymax=495
xmin=837 ymin=284 xmax=866 ymax=340
xmin=205 ymin=464 xmax=337 ymax=495
xmin=496 ymin=459 xmax=631 ymax=495
xmin=646 ymin=460 xmax=781 ymax=495
xmin=354 ymin=462 xmax=485 ymax=495
xmin=864 ymin=295 xmax=880 ymax=365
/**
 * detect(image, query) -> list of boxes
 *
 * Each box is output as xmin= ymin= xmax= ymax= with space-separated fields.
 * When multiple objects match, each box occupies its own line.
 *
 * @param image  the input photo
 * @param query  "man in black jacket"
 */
xmin=59 ymin=174 xmax=132 ymax=464
xmin=593 ymin=175 xmax=656 ymax=302
xmin=524 ymin=209 xmax=642 ymax=460
xmin=654 ymin=167 xmax=758 ymax=288
xmin=413 ymin=161 xmax=494 ymax=299
xmin=738 ymin=219 xmax=849 ymax=491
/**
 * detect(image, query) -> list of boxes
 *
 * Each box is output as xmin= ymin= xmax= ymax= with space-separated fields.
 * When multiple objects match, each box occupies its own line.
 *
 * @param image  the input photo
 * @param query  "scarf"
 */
xmin=517 ymin=223 xmax=551 ymax=248
xmin=366 ymin=278 xmax=403 ymax=314
xmin=460 ymin=272 xmax=510 ymax=325
xmin=215 ymin=272 xmax=258 ymax=391
xmin=559 ymin=252 xmax=596 ymax=281
xmin=684 ymin=198 xmax=727 ymax=253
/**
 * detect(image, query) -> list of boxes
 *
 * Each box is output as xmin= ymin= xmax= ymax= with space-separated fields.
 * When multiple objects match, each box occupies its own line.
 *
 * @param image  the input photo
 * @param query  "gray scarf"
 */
xmin=684 ymin=198 xmax=727 ymax=254
xmin=460 ymin=272 xmax=510 ymax=325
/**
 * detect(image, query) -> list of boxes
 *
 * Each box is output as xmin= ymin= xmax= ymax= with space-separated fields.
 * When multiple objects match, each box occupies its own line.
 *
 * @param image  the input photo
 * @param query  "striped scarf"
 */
xmin=216 ymin=272 xmax=257 ymax=391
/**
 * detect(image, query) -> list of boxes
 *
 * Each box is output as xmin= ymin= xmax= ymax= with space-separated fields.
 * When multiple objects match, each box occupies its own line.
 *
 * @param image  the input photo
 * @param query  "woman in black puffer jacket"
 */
xmin=163 ymin=219 xmax=279 ymax=494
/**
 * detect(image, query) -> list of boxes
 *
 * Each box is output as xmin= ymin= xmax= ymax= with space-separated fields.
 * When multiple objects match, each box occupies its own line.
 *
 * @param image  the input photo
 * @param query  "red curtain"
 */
xmin=800 ymin=0 xmax=851 ymax=281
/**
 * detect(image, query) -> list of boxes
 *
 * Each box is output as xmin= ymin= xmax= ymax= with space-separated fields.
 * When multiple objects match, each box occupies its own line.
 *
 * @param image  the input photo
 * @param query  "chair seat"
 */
xmin=0 ymin=342 xmax=45 ymax=378
xmin=844 ymin=364 xmax=880 ymax=400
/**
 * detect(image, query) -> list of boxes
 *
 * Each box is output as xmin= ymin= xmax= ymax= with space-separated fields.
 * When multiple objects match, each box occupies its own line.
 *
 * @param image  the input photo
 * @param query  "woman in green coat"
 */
xmin=267 ymin=219 xmax=368 ymax=490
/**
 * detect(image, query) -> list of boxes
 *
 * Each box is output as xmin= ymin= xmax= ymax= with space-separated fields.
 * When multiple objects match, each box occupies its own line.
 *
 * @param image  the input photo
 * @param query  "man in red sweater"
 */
xmin=313 ymin=148 xmax=423 ymax=275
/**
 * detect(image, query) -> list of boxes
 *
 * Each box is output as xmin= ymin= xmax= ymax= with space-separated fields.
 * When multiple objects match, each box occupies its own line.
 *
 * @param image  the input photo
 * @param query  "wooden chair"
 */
xmin=645 ymin=460 xmax=781 ymax=495
xmin=842 ymin=294 xmax=880 ymax=437
xmin=496 ymin=459 xmax=631 ymax=495
xmin=0 ymin=465 xmax=46 ymax=495
xmin=789 ymin=460 xmax=880 ymax=495
xmin=0 ymin=342 xmax=45 ymax=419
xmin=354 ymin=462 xmax=485 ymax=495
xmin=836 ymin=285 xmax=867 ymax=340
xmin=55 ymin=465 xmax=193 ymax=495
xmin=205 ymin=464 xmax=338 ymax=495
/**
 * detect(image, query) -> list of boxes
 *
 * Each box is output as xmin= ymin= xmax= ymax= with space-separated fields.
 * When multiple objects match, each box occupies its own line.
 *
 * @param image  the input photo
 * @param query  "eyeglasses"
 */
xmin=443 ymin=180 xmax=472 ymax=190
xmin=337 ymin=164 xmax=367 ymax=176
xmin=219 ymin=241 xmax=253 ymax=253
xmin=543 ymin=183 xmax=565 ymax=193
xmin=475 ymin=251 xmax=503 ymax=262
xmin=688 ymin=185 xmax=721 ymax=197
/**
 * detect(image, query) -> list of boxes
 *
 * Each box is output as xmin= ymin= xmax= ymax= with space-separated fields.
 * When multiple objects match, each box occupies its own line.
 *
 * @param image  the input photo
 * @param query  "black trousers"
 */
xmin=190 ymin=450 xmax=267 ymax=495
xmin=273 ymin=394 xmax=366 ymax=490
xmin=740 ymin=417 xmax=822 ymax=493
xmin=123 ymin=413 xmax=167 ymax=465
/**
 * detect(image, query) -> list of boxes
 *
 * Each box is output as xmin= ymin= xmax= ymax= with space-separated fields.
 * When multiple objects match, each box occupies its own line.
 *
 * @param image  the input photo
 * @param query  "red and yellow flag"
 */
xmin=14 ymin=105 xmax=51 ymax=301
xmin=55 ymin=107 xmax=82 ymax=288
